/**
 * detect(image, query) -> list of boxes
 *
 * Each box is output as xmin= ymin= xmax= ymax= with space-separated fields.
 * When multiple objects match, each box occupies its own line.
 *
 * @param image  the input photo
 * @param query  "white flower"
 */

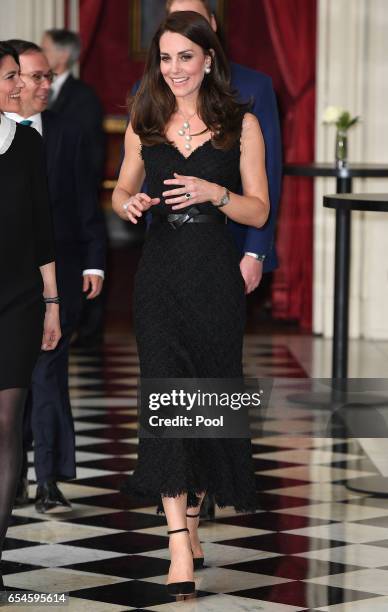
xmin=323 ymin=106 xmax=344 ymax=124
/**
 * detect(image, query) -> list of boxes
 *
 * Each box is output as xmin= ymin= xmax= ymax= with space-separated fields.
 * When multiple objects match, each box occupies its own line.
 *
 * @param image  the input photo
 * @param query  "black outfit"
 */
xmin=22 ymin=111 xmax=106 ymax=484
xmin=49 ymin=74 xmax=105 ymax=182
xmin=0 ymin=122 xmax=54 ymax=567
xmin=50 ymin=74 xmax=106 ymax=347
xmin=0 ymin=125 xmax=54 ymax=389
xmin=127 ymin=139 xmax=257 ymax=512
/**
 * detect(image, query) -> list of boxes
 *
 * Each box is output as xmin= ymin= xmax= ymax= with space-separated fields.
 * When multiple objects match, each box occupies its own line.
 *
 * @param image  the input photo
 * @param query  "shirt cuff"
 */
xmin=83 ymin=269 xmax=105 ymax=279
xmin=244 ymin=252 xmax=266 ymax=262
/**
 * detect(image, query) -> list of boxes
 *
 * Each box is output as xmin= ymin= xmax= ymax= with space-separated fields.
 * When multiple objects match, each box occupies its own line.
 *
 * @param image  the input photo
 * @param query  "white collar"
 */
xmin=0 ymin=113 xmax=16 ymax=154
xmin=51 ymin=70 xmax=70 ymax=98
xmin=4 ymin=112 xmax=42 ymax=136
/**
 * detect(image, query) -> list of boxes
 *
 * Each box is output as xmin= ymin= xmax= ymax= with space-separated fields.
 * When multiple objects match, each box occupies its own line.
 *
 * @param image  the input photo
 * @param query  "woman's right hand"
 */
xmin=41 ymin=304 xmax=61 ymax=351
xmin=122 ymin=193 xmax=160 ymax=224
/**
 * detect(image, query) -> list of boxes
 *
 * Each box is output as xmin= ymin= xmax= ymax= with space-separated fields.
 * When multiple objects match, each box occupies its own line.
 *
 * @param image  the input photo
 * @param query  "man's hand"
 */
xmin=83 ymin=274 xmax=103 ymax=299
xmin=240 ymin=255 xmax=263 ymax=294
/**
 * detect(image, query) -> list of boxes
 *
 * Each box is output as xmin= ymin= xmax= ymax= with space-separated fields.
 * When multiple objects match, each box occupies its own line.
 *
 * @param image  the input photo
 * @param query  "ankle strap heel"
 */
xmin=166 ymin=527 xmax=195 ymax=596
xmin=167 ymin=527 xmax=190 ymax=535
xmin=186 ymin=513 xmax=200 ymax=518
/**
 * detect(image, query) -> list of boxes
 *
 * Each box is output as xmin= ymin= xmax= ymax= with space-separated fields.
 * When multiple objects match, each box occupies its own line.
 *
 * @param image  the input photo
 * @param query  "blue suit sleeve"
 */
xmin=75 ymin=131 xmax=107 ymax=271
xmin=243 ymin=78 xmax=282 ymax=268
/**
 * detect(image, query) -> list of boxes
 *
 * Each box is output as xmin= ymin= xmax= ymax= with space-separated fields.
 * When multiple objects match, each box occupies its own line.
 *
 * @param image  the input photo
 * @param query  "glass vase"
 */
xmin=335 ymin=128 xmax=348 ymax=168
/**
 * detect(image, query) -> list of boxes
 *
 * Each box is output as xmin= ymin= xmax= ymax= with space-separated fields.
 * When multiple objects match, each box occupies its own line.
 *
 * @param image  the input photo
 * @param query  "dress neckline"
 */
xmin=165 ymin=138 xmax=213 ymax=161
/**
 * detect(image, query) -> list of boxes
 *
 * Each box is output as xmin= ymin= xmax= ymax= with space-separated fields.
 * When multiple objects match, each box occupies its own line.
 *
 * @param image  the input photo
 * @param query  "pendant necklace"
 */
xmin=177 ymin=110 xmax=208 ymax=151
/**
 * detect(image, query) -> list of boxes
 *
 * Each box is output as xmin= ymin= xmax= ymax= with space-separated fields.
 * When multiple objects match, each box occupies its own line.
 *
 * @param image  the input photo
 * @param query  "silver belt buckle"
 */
xmin=167 ymin=213 xmax=191 ymax=229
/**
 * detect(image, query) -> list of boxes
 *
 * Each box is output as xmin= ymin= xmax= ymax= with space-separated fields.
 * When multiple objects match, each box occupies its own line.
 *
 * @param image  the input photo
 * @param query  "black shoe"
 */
xmin=0 ymin=571 xmax=6 ymax=599
xmin=35 ymin=481 xmax=72 ymax=514
xmin=166 ymin=528 xmax=195 ymax=597
xmin=13 ymin=477 xmax=29 ymax=508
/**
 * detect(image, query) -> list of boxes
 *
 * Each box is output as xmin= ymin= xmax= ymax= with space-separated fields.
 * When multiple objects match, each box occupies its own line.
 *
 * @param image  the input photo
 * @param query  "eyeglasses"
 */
xmin=20 ymin=71 xmax=57 ymax=84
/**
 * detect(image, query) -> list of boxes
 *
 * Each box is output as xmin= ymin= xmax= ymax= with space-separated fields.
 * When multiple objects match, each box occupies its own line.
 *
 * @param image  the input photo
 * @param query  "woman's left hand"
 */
xmin=163 ymin=173 xmax=222 ymax=210
xmin=41 ymin=304 xmax=62 ymax=351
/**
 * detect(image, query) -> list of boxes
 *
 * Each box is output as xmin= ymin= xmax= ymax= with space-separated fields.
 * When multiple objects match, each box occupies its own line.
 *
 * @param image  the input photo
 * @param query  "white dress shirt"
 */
xmin=5 ymin=111 xmax=104 ymax=280
xmin=50 ymin=70 xmax=70 ymax=104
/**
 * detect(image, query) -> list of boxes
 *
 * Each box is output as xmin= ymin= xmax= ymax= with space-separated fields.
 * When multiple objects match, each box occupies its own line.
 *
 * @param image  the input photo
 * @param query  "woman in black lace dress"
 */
xmin=113 ymin=12 xmax=269 ymax=596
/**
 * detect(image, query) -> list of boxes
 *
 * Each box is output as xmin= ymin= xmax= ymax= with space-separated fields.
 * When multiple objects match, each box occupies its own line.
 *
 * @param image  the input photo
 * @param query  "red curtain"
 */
xmin=263 ymin=0 xmax=316 ymax=330
xmin=226 ymin=0 xmax=316 ymax=330
xmin=80 ymin=0 xmax=145 ymax=113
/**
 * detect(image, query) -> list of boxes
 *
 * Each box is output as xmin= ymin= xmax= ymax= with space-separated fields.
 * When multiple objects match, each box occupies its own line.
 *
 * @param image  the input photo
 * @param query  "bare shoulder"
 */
xmin=240 ymin=113 xmax=264 ymax=154
xmin=124 ymin=121 xmax=142 ymax=156
xmin=125 ymin=121 xmax=140 ymax=143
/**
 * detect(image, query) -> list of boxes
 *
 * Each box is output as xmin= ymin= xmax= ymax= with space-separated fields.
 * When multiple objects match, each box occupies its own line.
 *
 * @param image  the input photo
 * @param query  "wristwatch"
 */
xmin=245 ymin=252 xmax=266 ymax=262
xmin=213 ymin=188 xmax=230 ymax=208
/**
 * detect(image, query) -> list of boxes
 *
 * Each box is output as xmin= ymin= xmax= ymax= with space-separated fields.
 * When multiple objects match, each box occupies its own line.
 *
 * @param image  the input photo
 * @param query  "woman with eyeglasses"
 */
xmin=0 ymin=42 xmax=61 ymax=592
xmin=113 ymin=12 xmax=269 ymax=597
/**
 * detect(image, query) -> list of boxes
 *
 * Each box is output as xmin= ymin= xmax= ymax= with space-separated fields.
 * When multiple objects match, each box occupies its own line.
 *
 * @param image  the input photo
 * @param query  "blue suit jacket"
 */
xmin=229 ymin=62 xmax=282 ymax=273
xmin=131 ymin=62 xmax=282 ymax=272
xmin=42 ymin=111 xmax=106 ymax=310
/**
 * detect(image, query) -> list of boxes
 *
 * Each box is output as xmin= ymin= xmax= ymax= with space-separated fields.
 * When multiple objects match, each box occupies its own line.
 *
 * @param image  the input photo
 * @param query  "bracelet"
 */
xmin=44 ymin=296 xmax=60 ymax=304
xmin=213 ymin=188 xmax=230 ymax=208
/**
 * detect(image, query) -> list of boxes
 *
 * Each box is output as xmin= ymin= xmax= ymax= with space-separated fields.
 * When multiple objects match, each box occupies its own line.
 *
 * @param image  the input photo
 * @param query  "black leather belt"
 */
xmin=151 ymin=210 xmax=226 ymax=230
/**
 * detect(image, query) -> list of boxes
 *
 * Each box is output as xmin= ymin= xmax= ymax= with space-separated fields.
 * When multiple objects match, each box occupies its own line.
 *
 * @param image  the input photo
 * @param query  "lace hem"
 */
xmin=120 ymin=476 xmax=257 ymax=514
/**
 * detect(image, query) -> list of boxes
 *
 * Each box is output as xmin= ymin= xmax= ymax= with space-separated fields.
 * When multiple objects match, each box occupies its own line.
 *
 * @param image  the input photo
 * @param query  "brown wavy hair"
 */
xmin=129 ymin=11 xmax=249 ymax=150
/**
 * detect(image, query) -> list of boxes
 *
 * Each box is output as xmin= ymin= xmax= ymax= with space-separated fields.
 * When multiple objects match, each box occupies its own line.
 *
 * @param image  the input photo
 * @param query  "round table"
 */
xmin=284 ymin=163 xmax=388 ymax=197
xmin=324 ymin=194 xmax=388 ymax=497
xmin=323 ymin=194 xmax=388 ymax=378
xmin=283 ymin=164 xmax=388 ymax=376
xmin=284 ymin=166 xmax=388 ymax=411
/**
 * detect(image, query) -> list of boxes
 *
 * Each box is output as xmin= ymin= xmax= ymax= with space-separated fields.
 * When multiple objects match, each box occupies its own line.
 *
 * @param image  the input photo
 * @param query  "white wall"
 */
xmin=315 ymin=0 xmax=388 ymax=340
xmin=0 ymin=0 xmax=65 ymax=42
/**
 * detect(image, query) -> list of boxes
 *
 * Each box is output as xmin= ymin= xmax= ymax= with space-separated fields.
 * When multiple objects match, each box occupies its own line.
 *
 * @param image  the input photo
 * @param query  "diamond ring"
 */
xmin=185 ymin=193 xmax=192 ymax=200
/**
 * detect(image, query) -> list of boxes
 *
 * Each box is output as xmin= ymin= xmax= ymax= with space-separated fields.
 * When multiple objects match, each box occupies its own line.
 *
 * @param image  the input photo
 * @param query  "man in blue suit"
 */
xmin=166 ymin=0 xmax=282 ymax=293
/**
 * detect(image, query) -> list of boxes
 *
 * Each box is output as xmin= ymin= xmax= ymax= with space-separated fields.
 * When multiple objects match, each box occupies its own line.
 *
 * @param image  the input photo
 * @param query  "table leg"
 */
xmin=332 ymin=207 xmax=351 ymax=379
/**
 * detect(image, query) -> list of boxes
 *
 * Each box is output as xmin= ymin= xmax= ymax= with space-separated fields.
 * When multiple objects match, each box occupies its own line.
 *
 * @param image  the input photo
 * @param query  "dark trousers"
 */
xmin=76 ymin=291 xmax=105 ymax=342
xmin=22 ymin=307 xmax=78 ymax=485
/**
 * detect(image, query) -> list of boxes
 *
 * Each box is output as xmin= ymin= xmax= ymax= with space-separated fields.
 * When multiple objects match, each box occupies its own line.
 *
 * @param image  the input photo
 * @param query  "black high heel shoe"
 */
xmin=166 ymin=527 xmax=195 ymax=597
xmin=186 ymin=512 xmax=204 ymax=569
xmin=0 ymin=572 xmax=6 ymax=600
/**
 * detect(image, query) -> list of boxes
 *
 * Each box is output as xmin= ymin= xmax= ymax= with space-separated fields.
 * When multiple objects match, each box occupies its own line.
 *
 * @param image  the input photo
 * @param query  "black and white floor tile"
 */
xmin=2 ymin=336 xmax=388 ymax=611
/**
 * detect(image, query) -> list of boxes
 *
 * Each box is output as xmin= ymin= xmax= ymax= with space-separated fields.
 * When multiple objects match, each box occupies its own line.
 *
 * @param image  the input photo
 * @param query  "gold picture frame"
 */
xmin=129 ymin=0 xmax=228 ymax=60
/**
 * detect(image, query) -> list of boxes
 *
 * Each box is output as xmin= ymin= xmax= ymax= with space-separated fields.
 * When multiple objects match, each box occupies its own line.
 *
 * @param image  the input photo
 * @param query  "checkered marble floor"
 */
xmin=2 ymin=336 xmax=388 ymax=611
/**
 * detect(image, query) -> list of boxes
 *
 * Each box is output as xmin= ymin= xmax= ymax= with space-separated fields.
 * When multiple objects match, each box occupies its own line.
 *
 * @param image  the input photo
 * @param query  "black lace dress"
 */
xmin=127 ymin=138 xmax=257 ymax=512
